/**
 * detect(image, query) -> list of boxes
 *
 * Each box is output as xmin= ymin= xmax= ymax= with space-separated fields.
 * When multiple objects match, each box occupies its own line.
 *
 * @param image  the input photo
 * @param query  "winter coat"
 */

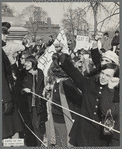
xmin=58 ymin=54 xmax=119 ymax=146
xmin=2 ymin=44 xmax=23 ymax=139
xmin=15 ymin=68 xmax=47 ymax=123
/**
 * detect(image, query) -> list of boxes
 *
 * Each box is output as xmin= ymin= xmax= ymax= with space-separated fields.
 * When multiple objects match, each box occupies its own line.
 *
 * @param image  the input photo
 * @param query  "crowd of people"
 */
xmin=2 ymin=21 xmax=120 ymax=147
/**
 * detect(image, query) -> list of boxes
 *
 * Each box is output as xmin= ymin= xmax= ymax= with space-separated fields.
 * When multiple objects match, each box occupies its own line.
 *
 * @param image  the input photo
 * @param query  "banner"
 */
xmin=38 ymin=28 xmax=69 ymax=77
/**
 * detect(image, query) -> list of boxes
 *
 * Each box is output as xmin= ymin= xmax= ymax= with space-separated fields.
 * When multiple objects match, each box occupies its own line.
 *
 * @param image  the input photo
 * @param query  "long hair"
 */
xmin=25 ymin=55 xmax=38 ymax=70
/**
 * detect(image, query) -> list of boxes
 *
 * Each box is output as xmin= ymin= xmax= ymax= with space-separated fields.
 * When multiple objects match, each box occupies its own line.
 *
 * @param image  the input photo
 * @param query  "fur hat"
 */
xmin=102 ymin=50 xmax=119 ymax=66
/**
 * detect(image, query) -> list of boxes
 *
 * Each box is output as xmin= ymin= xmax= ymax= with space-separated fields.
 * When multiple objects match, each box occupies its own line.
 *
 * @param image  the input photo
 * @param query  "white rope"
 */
xmin=30 ymin=91 xmax=120 ymax=134
xmin=18 ymin=110 xmax=47 ymax=147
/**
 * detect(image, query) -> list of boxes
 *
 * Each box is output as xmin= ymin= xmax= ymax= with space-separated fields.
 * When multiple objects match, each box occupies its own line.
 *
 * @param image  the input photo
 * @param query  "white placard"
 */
xmin=74 ymin=35 xmax=91 ymax=52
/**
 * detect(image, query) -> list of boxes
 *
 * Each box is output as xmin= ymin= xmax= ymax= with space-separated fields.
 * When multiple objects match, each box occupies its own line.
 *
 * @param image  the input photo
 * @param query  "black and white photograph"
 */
xmin=1 ymin=1 xmax=120 ymax=147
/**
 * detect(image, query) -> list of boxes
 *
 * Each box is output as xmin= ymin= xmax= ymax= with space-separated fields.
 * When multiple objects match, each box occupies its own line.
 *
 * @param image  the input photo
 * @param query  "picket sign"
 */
xmin=74 ymin=35 xmax=92 ymax=52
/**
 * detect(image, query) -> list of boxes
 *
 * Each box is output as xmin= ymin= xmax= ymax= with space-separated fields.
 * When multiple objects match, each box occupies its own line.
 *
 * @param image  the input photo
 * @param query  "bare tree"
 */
xmin=81 ymin=2 xmax=119 ymax=34
xmin=2 ymin=3 xmax=13 ymax=17
xmin=62 ymin=7 xmax=89 ymax=38
xmin=97 ymin=2 xmax=119 ymax=31
xmin=84 ymin=2 xmax=110 ymax=35
xmin=19 ymin=5 xmax=48 ymax=25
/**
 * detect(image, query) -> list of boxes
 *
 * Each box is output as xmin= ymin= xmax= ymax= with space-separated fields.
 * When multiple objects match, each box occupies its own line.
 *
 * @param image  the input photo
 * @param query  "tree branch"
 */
xmin=98 ymin=12 xmax=119 ymax=25
xmin=114 ymin=2 xmax=120 ymax=6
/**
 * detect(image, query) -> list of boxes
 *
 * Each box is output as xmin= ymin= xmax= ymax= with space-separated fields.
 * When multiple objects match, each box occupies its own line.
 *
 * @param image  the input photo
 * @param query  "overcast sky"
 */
xmin=5 ymin=2 xmax=119 ymax=32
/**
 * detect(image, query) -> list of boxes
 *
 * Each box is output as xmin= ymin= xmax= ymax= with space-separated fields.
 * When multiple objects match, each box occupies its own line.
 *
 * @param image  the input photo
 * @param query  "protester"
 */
xmin=101 ymin=32 xmax=112 ymax=51
xmin=52 ymin=51 xmax=120 ymax=146
xmin=67 ymin=39 xmax=72 ymax=54
xmin=15 ymin=56 xmax=47 ymax=146
xmin=73 ymin=55 xmax=85 ymax=75
xmin=46 ymin=35 xmax=54 ymax=47
xmin=69 ymin=35 xmax=77 ymax=55
xmin=111 ymin=30 xmax=120 ymax=54
xmin=89 ymin=42 xmax=119 ymax=77
xmin=2 ymin=22 xmax=23 ymax=140
xmin=47 ymin=55 xmax=82 ymax=147
xmin=22 ymin=36 xmax=30 ymax=48
xmin=37 ymin=38 xmax=47 ymax=57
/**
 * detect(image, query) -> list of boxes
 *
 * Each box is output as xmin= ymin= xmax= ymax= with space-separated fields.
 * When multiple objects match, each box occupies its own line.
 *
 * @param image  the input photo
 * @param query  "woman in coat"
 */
xmin=15 ymin=56 xmax=47 ymax=146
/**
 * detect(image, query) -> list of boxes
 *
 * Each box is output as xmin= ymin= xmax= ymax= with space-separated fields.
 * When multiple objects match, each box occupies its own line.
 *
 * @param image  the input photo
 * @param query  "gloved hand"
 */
xmin=3 ymin=101 xmax=14 ymax=115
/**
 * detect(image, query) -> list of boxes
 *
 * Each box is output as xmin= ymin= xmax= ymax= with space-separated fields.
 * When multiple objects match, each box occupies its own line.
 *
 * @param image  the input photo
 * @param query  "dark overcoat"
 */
xmin=2 ymin=47 xmax=23 ymax=139
xmin=51 ymin=78 xmax=82 ymax=123
xmin=15 ymin=68 xmax=47 ymax=123
xmin=59 ymin=54 xmax=119 ymax=146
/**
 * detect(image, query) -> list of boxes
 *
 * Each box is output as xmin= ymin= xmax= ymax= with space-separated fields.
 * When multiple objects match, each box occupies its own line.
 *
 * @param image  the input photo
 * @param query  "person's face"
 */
xmin=20 ymin=55 xmax=26 ymax=65
xmin=25 ymin=61 xmax=33 ymax=71
xmin=95 ymin=34 xmax=100 ymax=40
xmin=101 ymin=57 xmax=112 ymax=66
xmin=115 ymin=33 xmax=119 ymax=36
xmin=49 ymin=36 xmax=52 ymax=40
xmin=74 ymin=58 xmax=84 ymax=72
xmin=32 ymin=35 xmax=35 ymax=41
xmin=39 ymin=40 xmax=42 ymax=45
xmin=55 ymin=46 xmax=62 ymax=52
xmin=104 ymin=35 xmax=108 ymax=39
xmin=99 ymin=69 xmax=114 ymax=85
xmin=36 ymin=45 xmax=40 ymax=50
xmin=2 ymin=33 xmax=8 ymax=42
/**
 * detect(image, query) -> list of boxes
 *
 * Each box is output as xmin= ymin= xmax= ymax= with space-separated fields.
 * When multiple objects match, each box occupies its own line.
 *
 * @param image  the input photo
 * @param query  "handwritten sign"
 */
xmin=74 ymin=35 xmax=91 ymax=52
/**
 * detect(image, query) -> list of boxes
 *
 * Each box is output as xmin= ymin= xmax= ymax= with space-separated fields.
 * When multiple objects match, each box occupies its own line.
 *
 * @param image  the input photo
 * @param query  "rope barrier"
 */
xmin=18 ymin=110 xmax=47 ymax=147
xmin=30 ymin=91 xmax=120 ymax=134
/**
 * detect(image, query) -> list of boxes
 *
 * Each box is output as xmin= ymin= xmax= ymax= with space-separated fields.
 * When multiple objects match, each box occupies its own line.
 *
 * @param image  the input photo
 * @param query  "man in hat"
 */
xmin=2 ymin=22 xmax=23 ymax=140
